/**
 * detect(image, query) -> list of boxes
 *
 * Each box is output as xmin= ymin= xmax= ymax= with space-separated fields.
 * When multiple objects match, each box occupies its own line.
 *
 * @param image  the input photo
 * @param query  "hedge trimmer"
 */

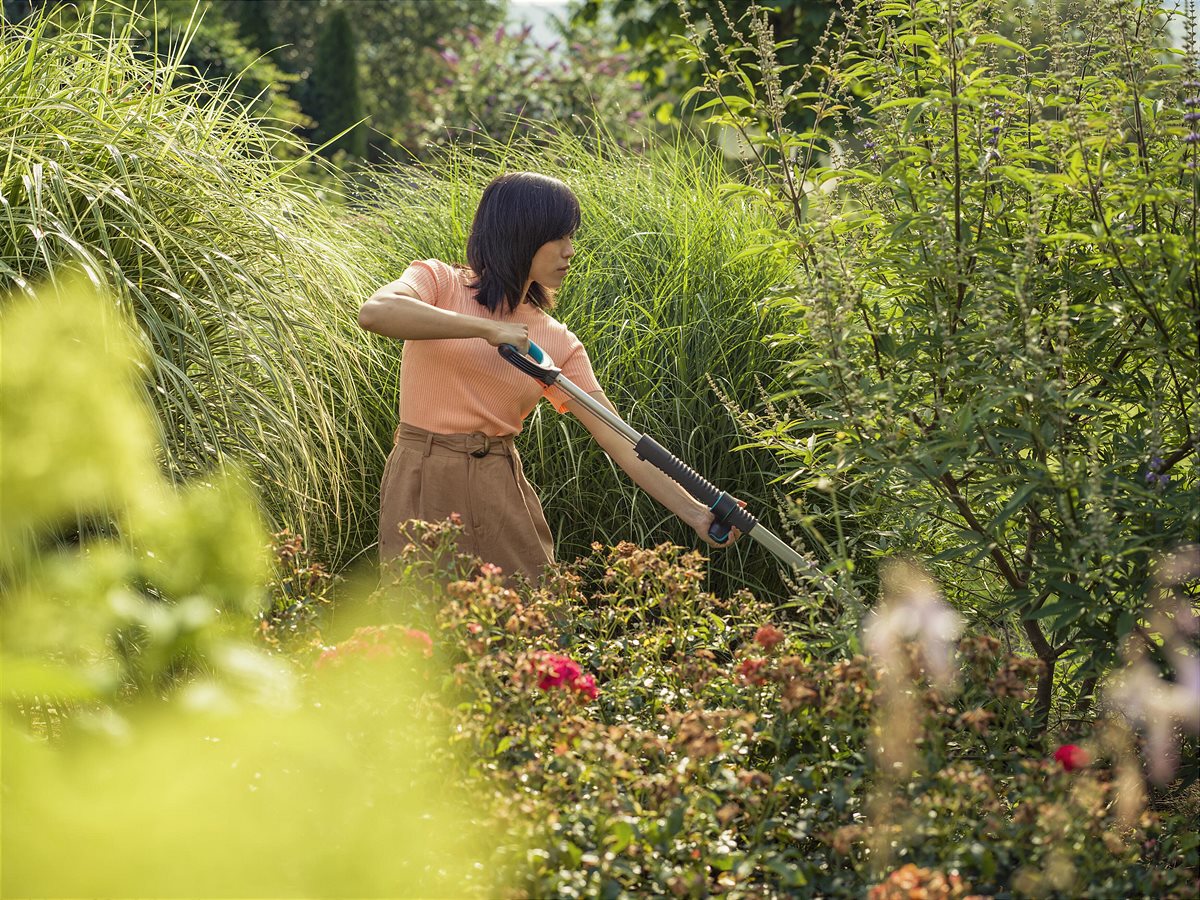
xmin=499 ymin=341 xmax=808 ymax=571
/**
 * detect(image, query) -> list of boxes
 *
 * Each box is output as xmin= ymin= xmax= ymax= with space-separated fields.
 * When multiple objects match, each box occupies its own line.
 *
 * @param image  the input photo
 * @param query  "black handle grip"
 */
xmin=633 ymin=435 xmax=756 ymax=541
xmin=498 ymin=343 xmax=560 ymax=386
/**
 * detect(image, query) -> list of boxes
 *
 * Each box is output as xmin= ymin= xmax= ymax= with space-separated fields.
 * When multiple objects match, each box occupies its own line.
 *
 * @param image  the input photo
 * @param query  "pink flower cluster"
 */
xmin=315 ymin=625 xmax=433 ymax=669
xmin=532 ymin=651 xmax=598 ymax=700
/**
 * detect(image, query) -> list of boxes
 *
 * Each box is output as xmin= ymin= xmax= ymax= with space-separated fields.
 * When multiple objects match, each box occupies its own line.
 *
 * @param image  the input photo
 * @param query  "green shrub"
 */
xmin=365 ymin=520 xmax=1199 ymax=898
xmin=0 ymin=277 xmax=498 ymax=897
xmin=679 ymin=0 xmax=1199 ymax=725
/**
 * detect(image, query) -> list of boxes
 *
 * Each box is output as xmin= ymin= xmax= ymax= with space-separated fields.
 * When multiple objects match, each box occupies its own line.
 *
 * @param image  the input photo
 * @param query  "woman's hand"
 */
xmin=692 ymin=497 xmax=748 ymax=548
xmin=485 ymin=321 xmax=530 ymax=355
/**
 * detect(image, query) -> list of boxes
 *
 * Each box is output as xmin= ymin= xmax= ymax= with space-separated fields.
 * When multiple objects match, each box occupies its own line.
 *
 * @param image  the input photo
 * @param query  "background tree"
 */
xmin=231 ymin=0 xmax=506 ymax=162
xmin=572 ymin=0 xmax=839 ymax=128
xmin=404 ymin=22 xmax=654 ymax=157
xmin=306 ymin=5 xmax=366 ymax=159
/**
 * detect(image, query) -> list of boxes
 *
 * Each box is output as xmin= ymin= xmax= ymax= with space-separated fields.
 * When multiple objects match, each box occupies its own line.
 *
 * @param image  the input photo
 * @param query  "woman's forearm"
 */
xmin=597 ymin=429 xmax=709 ymax=532
xmin=358 ymin=289 xmax=492 ymax=342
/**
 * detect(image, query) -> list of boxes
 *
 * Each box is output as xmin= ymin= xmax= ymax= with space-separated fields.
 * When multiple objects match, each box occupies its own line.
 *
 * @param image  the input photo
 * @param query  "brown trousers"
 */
xmin=378 ymin=422 xmax=555 ymax=583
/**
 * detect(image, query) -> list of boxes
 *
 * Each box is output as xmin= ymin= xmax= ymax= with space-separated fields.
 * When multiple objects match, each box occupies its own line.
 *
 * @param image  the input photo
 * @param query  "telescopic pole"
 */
xmin=498 ymin=341 xmax=811 ymax=572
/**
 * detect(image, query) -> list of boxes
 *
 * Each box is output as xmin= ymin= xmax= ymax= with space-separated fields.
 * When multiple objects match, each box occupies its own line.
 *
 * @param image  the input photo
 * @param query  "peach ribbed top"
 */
xmin=395 ymin=259 xmax=602 ymax=436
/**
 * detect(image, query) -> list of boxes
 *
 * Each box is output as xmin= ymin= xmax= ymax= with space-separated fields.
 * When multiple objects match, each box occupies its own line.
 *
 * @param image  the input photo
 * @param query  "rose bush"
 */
xmin=342 ymin=518 xmax=1199 ymax=898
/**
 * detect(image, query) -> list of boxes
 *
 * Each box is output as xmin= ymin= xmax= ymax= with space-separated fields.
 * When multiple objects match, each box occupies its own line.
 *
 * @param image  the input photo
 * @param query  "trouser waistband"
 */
xmin=393 ymin=422 xmax=516 ymax=458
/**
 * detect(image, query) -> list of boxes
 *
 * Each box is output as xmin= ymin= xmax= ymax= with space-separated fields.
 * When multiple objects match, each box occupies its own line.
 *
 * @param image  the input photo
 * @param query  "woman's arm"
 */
xmin=358 ymin=279 xmax=528 ymax=350
xmin=566 ymin=390 xmax=742 ymax=548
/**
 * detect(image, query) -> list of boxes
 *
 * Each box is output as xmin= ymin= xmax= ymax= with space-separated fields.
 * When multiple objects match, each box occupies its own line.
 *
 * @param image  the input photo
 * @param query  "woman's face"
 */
xmin=527 ymin=236 xmax=575 ymax=292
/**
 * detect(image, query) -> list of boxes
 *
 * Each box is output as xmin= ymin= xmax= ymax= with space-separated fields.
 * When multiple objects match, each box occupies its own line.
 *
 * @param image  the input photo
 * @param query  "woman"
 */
xmin=358 ymin=172 xmax=740 ymax=583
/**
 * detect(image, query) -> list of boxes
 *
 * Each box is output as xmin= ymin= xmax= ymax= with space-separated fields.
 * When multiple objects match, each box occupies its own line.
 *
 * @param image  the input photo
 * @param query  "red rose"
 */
xmin=535 ymin=652 xmax=583 ymax=690
xmin=1053 ymin=743 xmax=1090 ymax=772
xmin=402 ymin=628 xmax=434 ymax=658
xmin=573 ymin=673 xmax=599 ymax=700
xmin=532 ymin=652 xmax=599 ymax=700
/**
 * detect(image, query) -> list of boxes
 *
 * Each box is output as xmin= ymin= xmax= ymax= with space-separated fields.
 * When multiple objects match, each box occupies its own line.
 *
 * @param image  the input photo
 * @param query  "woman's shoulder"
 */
xmin=412 ymin=258 xmax=474 ymax=279
xmin=410 ymin=258 xmax=477 ymax=302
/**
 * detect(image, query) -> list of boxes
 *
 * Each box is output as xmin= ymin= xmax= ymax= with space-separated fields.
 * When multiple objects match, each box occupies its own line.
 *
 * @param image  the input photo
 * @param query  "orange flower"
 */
xmin=754 ymin=624 xmax=786 ymax=652
xmin=736 ymin=657 xmax=770 ymax=685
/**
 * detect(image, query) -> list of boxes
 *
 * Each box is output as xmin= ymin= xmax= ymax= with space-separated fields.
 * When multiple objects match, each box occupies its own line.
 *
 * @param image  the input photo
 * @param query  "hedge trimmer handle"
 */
xmin=497 ymin=340 xmax=559 ymax=385
xmin=495 ymin=337 xmax=811 ymax=571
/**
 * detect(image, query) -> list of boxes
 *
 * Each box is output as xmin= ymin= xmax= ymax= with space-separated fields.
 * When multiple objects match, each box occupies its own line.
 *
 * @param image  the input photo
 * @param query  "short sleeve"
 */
xmin=544 ymin=336 xmax=602 ymax=414
xmin=397 ymin=259 xmax=452 ymax=308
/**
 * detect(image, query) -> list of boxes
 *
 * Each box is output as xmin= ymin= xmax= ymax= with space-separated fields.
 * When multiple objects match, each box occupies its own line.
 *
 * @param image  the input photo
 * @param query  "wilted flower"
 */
xmin=754 ymin=624 xmax=785 ymax=651
xmin=957 ymin=707 xmax=994 ymax=734
xmin=1053 ymin=743 xmax=1090 ymax=772
xmin=868 ymin=863 xmax=972 ymax=899
xmin=735 ymin=657 xmax=770 ymax=685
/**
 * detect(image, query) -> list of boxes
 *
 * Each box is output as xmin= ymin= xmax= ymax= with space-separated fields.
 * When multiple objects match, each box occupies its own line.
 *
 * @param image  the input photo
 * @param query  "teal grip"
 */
xmin=527 ymin=340 xmax=544 ymax=364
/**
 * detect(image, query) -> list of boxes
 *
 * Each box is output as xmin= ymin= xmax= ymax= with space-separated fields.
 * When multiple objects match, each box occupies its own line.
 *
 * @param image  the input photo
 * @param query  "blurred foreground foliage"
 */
xmin=0 ymin=277 xmax=497 ymax=897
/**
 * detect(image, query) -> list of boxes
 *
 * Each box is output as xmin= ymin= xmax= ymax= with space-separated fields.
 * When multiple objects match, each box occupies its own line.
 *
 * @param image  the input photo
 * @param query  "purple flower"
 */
xmin=440 ymin=49 xmax=459 ymax=65
xmin=494 ymin=25 xmax=506 ymax=44
xmin=1145 ymin=455 xmax=1169 ymax=486
xmin=466 ymin=30 xmax=481 ymax=49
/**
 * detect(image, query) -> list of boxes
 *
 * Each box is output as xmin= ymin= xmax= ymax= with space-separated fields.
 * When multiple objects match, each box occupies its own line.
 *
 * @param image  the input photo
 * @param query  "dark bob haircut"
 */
xmin=466 ymin=172 xmax=581 ymax=314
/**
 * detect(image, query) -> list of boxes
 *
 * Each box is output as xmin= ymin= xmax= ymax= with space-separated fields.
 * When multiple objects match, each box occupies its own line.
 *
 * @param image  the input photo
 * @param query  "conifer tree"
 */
xmin=231 ymin=0 xmax=274 ymax=56
xmin=308 ymin=5 xmax=365 ymax=159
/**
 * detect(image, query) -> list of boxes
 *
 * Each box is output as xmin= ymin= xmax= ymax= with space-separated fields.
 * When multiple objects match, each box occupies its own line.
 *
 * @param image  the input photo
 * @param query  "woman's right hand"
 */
xmin=485 ymin=321 xmax=530 ymax=355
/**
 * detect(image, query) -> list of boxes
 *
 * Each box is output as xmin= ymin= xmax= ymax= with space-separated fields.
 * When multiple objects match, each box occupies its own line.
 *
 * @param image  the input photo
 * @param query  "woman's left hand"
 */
xmin=693 ymin=498 xmax=747 ymax=548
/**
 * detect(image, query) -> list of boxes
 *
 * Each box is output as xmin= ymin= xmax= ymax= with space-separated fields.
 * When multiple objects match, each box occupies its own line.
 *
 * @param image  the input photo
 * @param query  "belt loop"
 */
xmin=423 ymin=432 xmax=434 ymax=458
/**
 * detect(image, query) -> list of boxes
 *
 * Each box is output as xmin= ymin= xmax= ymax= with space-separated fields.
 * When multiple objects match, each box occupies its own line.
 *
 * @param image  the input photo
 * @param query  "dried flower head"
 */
xmin=864 ymin=559 xmax=964 ymax=689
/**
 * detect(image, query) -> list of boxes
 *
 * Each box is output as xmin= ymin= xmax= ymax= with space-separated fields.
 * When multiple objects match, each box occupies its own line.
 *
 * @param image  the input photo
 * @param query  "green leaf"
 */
xmin=986 ymin=482 xmax=1038 ymax=532
xmin=973 ymin=34 xmax=1031 ymax=55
